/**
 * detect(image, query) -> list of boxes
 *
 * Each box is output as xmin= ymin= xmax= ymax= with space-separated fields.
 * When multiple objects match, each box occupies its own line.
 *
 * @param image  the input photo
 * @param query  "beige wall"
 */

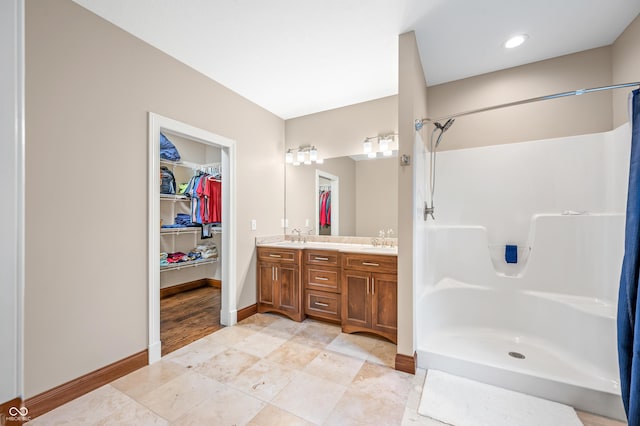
xmin=285 ymin=157 xmax=356 ymax=236
xmin=612 ymin=14 xmax=640 ymax=127
xmin=397 ymin=31 xmax=428 ymax=357
xmin=25 ymin=0 xmax=283 ymax=398
xmin=427 ymin=47 xmax=613 ymax=151
xmin=355 ymin=157 xmax=398 ymax=237
xmin=285 ymin=95 xmax=397 ymax=159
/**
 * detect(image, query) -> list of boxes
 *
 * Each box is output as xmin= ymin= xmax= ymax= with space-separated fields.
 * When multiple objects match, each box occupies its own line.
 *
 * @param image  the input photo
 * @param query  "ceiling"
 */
xmin=73 ymin=0 xmax=640 ymax=119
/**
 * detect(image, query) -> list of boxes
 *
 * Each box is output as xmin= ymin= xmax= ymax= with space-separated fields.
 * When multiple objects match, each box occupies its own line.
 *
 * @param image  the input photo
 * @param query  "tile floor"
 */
xmin=27 ymin=313 xmax=626 ymax=425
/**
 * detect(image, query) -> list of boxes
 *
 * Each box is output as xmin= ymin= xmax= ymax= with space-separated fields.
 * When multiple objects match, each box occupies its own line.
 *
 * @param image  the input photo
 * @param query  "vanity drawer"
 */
xmin=257 ymin=247 xmax=299 ymax=263
xmin=305 ymin=289 xmax=341 ymax=322
xmin=342 ymin=253 xmax=397 ymax=273
xmin=305 ymin=265 xmax=340 ymax=293
xmin=305 ymin=250 xmax=340 ymax=266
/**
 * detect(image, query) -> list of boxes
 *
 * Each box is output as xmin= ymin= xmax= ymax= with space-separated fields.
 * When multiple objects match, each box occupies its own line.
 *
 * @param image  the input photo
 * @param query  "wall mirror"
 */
xmin=285 ymin=154 xmax=398 ymax=238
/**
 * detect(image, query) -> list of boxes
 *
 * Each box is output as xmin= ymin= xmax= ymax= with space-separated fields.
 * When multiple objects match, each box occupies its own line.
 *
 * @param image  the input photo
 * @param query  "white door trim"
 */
xmin=0 ymin=0 xmax=25 ymax=402
xmin=148 ymin=113 xmax=237 ymax=364
xmin=315 ymin=170 xmax=340 ymax=236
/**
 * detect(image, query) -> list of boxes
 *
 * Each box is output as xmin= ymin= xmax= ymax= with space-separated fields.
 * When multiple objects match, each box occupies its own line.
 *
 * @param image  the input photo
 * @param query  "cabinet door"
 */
xmin=277 ymin=264 xmax=299 ymax=313
xmin=342 ymin=270 xmax=370 ymax=328
xmin=258 ymin=263 xmax=275 ymax=307
xmin=371 ymin=272 xmax=397 ymax=335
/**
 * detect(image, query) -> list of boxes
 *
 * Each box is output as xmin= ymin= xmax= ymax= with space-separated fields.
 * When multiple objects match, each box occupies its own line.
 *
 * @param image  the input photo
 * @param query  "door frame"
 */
xmin=315 ymin=170 xmax=339 ymax=236
xmin=148 ymin=112 xmax=237 ymax=364
xmin=1 ymin=0 xmax=24 ymax=402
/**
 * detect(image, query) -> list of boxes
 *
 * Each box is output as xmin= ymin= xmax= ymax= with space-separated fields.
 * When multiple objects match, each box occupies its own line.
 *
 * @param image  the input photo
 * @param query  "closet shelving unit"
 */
xmin=160 ymin=158 xmax=222 ymax=276
xmin=161 ymin=257 xmax=217 ymax=272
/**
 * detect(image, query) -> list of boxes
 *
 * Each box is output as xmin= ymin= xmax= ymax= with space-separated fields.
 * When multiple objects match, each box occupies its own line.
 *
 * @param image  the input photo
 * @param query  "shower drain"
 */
xmin=508 ymin=351 xmax=526 ymax=359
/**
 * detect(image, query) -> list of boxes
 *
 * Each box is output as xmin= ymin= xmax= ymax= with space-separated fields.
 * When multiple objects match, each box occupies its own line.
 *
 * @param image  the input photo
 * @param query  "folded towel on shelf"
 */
xmin=505 ymin=245 xmax=518 ymax=264
xmin=167 ymin=252 xmax=189 ymax=263
xmin=194 ymin=243 xmax=218 ymax=259
xmin=175 ymin=213 xmax=193 ymax=227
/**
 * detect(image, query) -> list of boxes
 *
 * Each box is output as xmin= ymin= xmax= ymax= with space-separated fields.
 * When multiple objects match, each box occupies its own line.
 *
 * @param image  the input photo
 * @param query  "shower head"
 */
xmin=443 ymin=118 xmax=455 ymax=132
xmin=434 ymin=118 xmax=455 ymax=132
xmin=433 ymin=118 xmax=455 ymax=149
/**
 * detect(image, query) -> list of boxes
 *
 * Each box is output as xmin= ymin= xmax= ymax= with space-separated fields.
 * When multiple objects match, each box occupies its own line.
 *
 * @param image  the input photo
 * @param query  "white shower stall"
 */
xmin=413 ymin=124 xmax=631 ymax=420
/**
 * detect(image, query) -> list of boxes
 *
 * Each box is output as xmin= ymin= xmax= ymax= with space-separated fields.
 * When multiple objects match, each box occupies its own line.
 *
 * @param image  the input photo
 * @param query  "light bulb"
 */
xmin=379 ymin=137 xmax=390 ymax=152
xmin=296 ymin=150 xmax=305 ymax=162
xmin=363 ymin=140 xmax=372 ymax=154
xmin=309 ymin=147 xmax=317 ymax=162
xmin=285 ymin=150 xmax=293 ymax=163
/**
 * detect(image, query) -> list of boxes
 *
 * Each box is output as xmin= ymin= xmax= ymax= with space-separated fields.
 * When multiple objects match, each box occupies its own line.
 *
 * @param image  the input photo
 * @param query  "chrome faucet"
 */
xmin=291 ymin=228 xmax=301 ymax=242
xmin=379 ymin=229 xmax=386 ymax=247
xmin=386 ymin=228 xmax=394 ymax=247
xmin=377 ymin=228 xmax=395 ymax=247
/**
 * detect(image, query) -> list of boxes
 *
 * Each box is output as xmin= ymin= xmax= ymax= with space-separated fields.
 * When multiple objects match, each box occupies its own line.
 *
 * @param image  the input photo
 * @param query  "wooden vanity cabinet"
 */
xmin=257 ymin=247 xmax=304 ymax=321
xmin=341 ymin=253 xmax=398 ymax=343
xmin=303 ymin=250 xmax=341 ymax=322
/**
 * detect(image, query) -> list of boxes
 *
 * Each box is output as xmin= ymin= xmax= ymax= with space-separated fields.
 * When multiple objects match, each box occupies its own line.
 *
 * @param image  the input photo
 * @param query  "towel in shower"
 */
xmin=505 ymin=245 xmax=518 ymax=264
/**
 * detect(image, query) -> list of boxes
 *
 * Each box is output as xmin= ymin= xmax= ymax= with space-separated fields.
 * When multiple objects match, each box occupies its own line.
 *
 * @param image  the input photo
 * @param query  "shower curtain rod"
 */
xmin=416 ymin=81 xmax=640 ymax=128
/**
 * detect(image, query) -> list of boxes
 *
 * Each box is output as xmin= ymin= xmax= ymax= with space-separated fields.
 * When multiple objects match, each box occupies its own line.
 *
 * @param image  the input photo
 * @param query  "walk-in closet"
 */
xmin=159 ymin=131 xmax=224 ymax=356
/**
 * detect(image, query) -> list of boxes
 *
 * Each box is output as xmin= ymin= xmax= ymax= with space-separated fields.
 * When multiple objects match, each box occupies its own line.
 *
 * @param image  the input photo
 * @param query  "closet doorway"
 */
xmin=316 ymin=170 xmax=339 ymax=236
xmin=148 ymin=113 xmax=237 ymax=364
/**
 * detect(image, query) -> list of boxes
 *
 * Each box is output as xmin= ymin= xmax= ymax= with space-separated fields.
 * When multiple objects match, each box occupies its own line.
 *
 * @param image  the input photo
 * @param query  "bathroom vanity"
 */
xmin=256 ymin=241 xmax=398 ymax=343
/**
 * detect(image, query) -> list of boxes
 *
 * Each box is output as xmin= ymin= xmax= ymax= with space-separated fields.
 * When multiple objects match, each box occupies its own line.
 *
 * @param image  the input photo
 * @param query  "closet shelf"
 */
xmin=160 ymin=194 xmax=190 ymax=202
xmin=160 ymin=257 xmax=217 ymax=272
xmin=160 ymin=226 xmax=201 ymax=235
xmin=161 ymin=159 xmax=221 ymax=171
xmin=160 ymin=226 xmax=222 ymax=235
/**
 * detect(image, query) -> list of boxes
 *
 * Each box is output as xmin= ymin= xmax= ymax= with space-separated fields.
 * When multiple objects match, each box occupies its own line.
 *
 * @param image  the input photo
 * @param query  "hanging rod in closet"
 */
xmin=415 ymin=81 xmax=640 ymax=130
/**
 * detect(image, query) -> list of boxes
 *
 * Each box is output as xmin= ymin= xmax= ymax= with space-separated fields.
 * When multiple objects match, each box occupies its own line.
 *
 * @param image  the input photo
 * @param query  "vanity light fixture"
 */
xmin=363 ymin=134 xmax=398 ymax=158
xmin=286 ymin=145 xmax=321 ymax=166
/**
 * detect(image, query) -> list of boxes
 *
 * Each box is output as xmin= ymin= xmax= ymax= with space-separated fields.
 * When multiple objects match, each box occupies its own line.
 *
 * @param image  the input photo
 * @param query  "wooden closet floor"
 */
xmin=160 ymin=285 xmax=223 ymax=356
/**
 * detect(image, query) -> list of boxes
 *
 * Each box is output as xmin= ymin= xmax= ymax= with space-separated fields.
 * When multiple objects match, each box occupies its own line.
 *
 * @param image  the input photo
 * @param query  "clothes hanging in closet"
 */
xmin=319 ymin=189 xmax=331 ymax=228
xmin=185 ymin=171 xmax=222 ymax=224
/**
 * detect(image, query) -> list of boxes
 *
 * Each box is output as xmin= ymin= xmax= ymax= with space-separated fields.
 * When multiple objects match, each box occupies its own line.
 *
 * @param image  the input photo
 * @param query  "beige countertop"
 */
xmin=256 ymin=240 xmax=397 ymax=256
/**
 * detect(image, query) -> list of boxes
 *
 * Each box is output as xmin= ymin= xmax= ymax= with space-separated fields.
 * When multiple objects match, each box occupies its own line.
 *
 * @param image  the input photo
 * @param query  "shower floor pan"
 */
xmin=417 ymin=327 xmax=625 ymax=421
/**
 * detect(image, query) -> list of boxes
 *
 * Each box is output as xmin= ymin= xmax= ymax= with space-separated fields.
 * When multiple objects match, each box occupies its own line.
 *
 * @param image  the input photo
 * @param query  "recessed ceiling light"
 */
xmin=504 ymin=34 xmax=528 ymax=49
